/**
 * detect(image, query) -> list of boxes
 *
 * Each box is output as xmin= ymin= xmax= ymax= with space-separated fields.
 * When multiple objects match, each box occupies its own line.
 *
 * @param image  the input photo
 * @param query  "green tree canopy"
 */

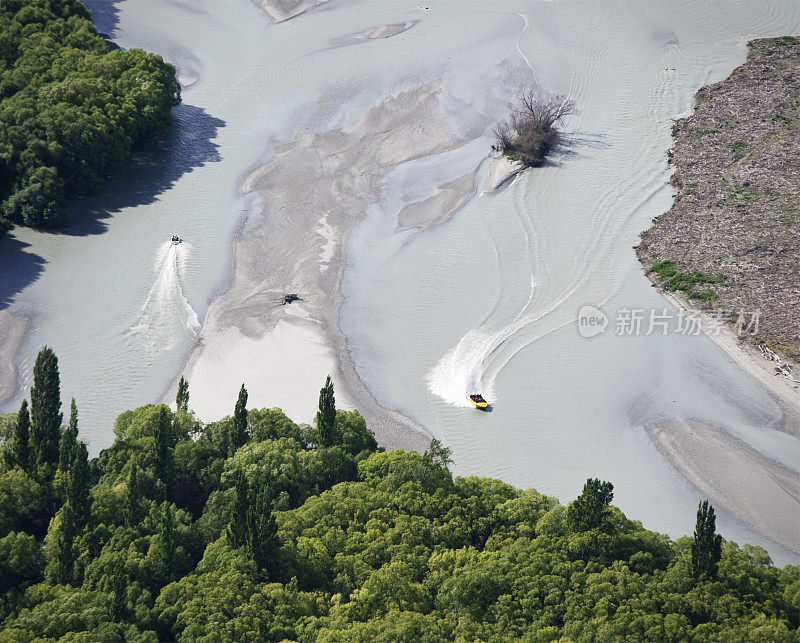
xmin=315 ymin=375 xmax=338 ymax=447
xmin=0 ymin=0 xmax=181 ymax=234
xmin=29 ymin=346 xmax=62 ymax=475
xmin=2 ymin=346 xmax=798 ymax=641
xmin=176 ymin=376 xmax=189 ymax=414
xmin=692 ymin=499 xmax=723 ymax=580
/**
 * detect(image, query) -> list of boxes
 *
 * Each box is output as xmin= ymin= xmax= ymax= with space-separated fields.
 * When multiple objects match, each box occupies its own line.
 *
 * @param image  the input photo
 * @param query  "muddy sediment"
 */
xmin=183 ymin=83 xmax=482 ymax=450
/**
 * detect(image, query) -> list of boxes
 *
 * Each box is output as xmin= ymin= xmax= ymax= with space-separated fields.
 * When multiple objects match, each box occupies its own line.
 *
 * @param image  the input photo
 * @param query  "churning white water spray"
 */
xmin=125 ymin=242 xmax=200 ymax=356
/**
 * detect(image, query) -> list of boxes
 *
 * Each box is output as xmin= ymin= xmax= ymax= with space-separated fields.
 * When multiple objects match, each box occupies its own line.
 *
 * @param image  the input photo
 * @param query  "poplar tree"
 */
xmin=228 ymin=471 xmax=248 ymax=549
xmin=125 ymin=457 xmax=141 ymax=528
xmin=247 ymin=486 xmax=279 ymax=572
xmin=176 ymin=376 xmax=189 ymax=413
xmin=46 ymin=503 xmax=76 ymax=585
xmin=692 ymin=500 xmax=723 ymax=580
xmin=161 ymin=502 xmax=176 ymax=567
xmin=153 ymin=406 xmax=174 ymax=491
xmin=58 ymin=398 xmax=79 ymax=471
xmin=316 ymin=375 xmax=339 ymax=447
xmin=68 ymin=442 xmax=91 ymax=530
xmin=110 ymin=555 xmax=128 ymax=621
xmin=6 ymin=400 xmax=31 ymax=472
xmin=30 ymin=346 xmax=63 ymax=473
xmin=231 ymin=384 xmax=248 ymax=454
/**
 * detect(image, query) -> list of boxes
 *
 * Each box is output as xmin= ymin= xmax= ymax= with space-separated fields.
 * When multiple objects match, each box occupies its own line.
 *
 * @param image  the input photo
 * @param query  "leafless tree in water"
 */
xmin=493 ymin=89 xmax=575 ymax=167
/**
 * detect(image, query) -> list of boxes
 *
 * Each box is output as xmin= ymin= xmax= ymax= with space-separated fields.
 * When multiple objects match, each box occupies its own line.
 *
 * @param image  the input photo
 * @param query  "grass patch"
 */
xmin=650 ymin=260 xmax=723 ymax=299
xmin=772 ymin=341 xmax=800 ymax=360
xmin=697 ymin=128 xmax=719 ymax=135
xmin=723 ymin=179 xmax=759 ymax=205
xmin=697 ymin=289 xmax=719 ymax=302
xmin=774 ymin=101 xmax=800 ymax=132
xmin=731 ymin=140 xmax=748 ymax=153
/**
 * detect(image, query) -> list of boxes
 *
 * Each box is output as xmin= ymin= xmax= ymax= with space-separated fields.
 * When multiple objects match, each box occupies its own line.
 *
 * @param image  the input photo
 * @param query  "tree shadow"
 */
xmin=81 ymin=0 xmax=122 ymax=37
xmin=557 ymin=131 xmax=608 ymax=158
xmin=62 ymin=103 xmax=224 ymax=236
xmin=0 ymin=103 xmax=224 ymax=309
xmin=0 ymin=237 xmax=46 ymax=309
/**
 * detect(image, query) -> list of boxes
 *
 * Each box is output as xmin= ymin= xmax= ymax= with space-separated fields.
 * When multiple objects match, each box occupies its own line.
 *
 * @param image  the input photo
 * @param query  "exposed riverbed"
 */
xmin=0 ymin=0 xmax=798 ymax=563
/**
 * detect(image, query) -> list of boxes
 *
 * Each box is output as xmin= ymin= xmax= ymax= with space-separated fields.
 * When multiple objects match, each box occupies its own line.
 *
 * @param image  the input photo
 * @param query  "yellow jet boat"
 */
xmin=469 ymin=394 xmax=489 ymax=408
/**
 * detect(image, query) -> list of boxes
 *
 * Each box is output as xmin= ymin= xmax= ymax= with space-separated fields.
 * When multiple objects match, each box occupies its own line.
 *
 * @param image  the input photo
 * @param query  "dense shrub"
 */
xmin=1 ymin=349 xmax=798 ymax=640
xmin=0 ymin=0 xmax=180 ymax=234
xmin=494 ymin=89 xmax=574 ymax=167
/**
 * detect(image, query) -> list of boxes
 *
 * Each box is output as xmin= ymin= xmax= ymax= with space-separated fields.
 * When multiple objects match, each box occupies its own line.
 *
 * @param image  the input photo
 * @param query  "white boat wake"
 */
xmin=426 ymin=28 xmax=690 ymax=409
xmin=125 ymin=242 xmax=200 ymax=356
xmin=426 ymin=271 xmax=579 ymax=407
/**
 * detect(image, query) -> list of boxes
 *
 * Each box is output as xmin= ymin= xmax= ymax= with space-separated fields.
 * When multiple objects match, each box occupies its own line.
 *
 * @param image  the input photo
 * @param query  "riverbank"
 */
xmin=635 ymin=37 xmax=800 ymax=555
xmin=0 ymin=312 xmax=28 ymax=409
xmin=251 ymin=0 xmax=327 ymax=23
xmin=658 ymin=289 xmax=800 ymax=434
xmin=637 ymin=36 xmax=800 ymax=365
xmin=644 ymin=291 xmax=800 ymax=555
xmin=645 ymin=417 xmax=800 ymax=554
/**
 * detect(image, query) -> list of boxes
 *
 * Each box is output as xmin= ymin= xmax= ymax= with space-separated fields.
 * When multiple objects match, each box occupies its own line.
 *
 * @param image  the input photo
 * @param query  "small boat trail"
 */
xmin=124 ymin=241 xmax=200 ymax=360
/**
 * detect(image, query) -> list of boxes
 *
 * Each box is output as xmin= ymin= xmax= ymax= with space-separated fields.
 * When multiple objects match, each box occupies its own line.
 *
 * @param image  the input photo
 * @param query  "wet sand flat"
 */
xmin=646 ymin=418 xmax=800 ymax=553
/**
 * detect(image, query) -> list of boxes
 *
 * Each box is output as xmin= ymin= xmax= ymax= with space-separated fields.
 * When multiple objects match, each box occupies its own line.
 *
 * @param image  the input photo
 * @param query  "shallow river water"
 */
xmin=1 ymin=0 xmax=798 ymax=563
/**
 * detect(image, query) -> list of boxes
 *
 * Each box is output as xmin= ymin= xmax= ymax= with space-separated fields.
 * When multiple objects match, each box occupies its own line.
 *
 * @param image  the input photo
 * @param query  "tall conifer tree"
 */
xmin=58 ymin=398 xmax=79 ymax=471
xmin=231 ymin=384 xmax=248 ymax=454
xmin=176 ymin=376 xmax=189 ymax=413
xmin=30 ymin=346 xmax=63 ymax=473
xmin=692 ymin=500 xmax=723 ymax=580
xmin=247 ymin=486 xmax=279 ymax=572
xmin=316 ymin=376 xmax=338 ymax=447
xmin=110 ymin=555 xmax=128 ymax=621
xmin=161 ymin=502 xmax=176 ymax=567
xmin=125 ymin=457 xmax=140 ymax=529
xmin=46 ymin=503 xmax=76 ymax=585
xmin=153 ymin=406 xmax=174 ymax=491
xmin=68 ymin=442 xmax=91 ymax=530
xmin=6 ymin=400 xmax=31 ymax=472
xmin=228 ymin=471 xmax=248 ymax=549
